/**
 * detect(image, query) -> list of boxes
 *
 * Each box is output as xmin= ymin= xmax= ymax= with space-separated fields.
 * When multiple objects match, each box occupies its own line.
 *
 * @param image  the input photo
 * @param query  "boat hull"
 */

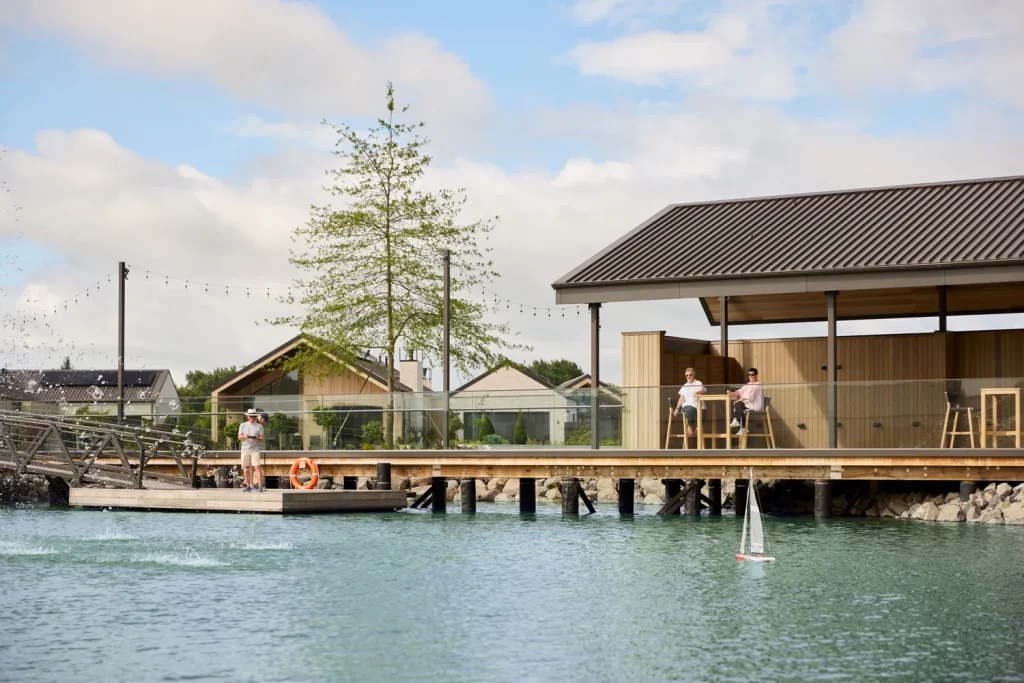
xmin=735 ymin=554 xmax=775 ymax=562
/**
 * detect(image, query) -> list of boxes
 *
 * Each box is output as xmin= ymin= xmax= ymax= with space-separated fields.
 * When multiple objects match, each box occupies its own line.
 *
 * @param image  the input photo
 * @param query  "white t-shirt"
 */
xmin=677 ymin=380 xmax=703 ymax=408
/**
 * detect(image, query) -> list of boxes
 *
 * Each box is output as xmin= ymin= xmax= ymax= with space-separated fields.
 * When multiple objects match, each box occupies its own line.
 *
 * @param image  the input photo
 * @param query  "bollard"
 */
xmin=561 ymin=478 xmax=579 ymax=515
xmin=959 ymin=481 xmax=976 ymax=502
xmin=430 ymin=477 xmax=447 ymax=512
xmin=814 ymin=480 xmax=832 ymax=518
xmin=735 ymin=478 xmax=748 ymax=515
xmin=376 ymin=463 xmax=391 ymax=490
xmin=618 ymin=479 xmax=634 ymax=515
xmin=664 ymin=479 xmax=681 ymax=515
xmin=519 ymin=477 xmax=536 ymax=513
xmin=461 ymin=479 xmax=477 ymax=513
xmin=707 ymin=479 xmax=722 ymax=515
xmin=343 ymin=476 xmax=358 ymax=490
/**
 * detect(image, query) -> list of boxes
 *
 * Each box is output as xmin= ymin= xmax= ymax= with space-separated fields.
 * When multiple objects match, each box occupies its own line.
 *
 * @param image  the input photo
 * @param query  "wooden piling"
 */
xmin=664 ymin=479 xmax=681 ymax=515
xmin=217 ymin=466 xmax=232 ymax=488
xmin=520 ymin=477 xmax=536 ymax=513
xmin=959 ymin=481 xmax=976 ymax=502
xmin=683 ymin=479 xmax=702 ymax=516
xmin=618 ymin=479 xmax=634 ymax=515
xmin=343 ymin=476 xmax=358 ymax=490
xmin=561 ymin=478 xmax=579 ymax=515
xmin=707 ymin=478 xmax=722 ymax=515
xmin=431 ymin=477 xmax=447 ymax=513
xmin=814 ymin=480 xmax=832 ymax=518
xmin=735 ymin=478 xmax=748 ymax=514
xmin=46 ymin=476 xmax=69 ymax=508
xmin=376 ymin=462 xmax=392 ymax=490
xmin=461 ymin=479 xmax=476 ymax=513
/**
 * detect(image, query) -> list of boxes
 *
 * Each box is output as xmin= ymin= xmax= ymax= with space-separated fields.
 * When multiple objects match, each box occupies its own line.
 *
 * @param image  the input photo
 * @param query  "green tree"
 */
xmin=513 ymin=411 xmax=527 ymax=445
xmin=60 ymin=356 xmax=72 ymax=370
xmin=448 ymin=411 xmax=463 ymax=443
xmin=362 ymin=420 xmax=384 ymax=446
xmin=477 ymin=413 xmax=495 ymax=440
xmin=272 ymin=83 xmax=523 ymax=447
xmin=529 ymin=359 xmax=584 ymax=386
xmin=178 ymin=366 xmax=238 ymax=401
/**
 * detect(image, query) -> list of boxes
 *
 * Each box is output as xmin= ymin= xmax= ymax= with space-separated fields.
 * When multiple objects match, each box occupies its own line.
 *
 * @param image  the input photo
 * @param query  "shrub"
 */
xmin=477 ymin=413 xmax=495 ymax=439
xmin=564 ymin=425 xmax=591 ymax=446
xmin=481 ymin=433 xmax=508 ymax=445
xmin=361 ymin=420 xmax=384 ymax=445
xmin=513 ymin=411 xmax=527 ymax=445
xmin=448 ymin=412 xmax=463 ymax=443
xmin=312 ymin=405 xmax=336 ymax=429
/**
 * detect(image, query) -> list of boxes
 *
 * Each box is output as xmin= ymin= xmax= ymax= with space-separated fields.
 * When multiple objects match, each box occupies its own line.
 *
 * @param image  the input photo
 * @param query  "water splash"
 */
xmin=0 ymin=540 xmax=58 ymax=556
xmin=128 ymin=547 xmax=226 ymax=567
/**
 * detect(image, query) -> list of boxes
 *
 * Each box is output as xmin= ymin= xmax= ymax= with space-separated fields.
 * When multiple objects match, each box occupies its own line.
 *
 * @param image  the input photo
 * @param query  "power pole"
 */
xmin=442 ymin=249 xmax=451 ymax=450
xmin=117 ymin=262 xmax=128 ymax=425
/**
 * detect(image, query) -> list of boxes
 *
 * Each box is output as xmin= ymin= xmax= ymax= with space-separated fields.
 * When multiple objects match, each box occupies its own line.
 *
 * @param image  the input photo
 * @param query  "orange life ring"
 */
xmin=289 ymin=457 xmax=319 ymax=490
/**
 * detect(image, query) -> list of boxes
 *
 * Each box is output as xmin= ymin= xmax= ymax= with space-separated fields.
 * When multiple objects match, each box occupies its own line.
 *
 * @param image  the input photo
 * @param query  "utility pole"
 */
xmin=442 ymin=249 xmax=451 ymax=450
xmin=117 ymin=262 xmax=127 ymax=425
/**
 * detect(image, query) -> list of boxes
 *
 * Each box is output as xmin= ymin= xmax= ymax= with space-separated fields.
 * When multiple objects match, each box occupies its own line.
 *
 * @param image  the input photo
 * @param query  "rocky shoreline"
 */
xmin=0 ymin=473 xmax=50 ymax=505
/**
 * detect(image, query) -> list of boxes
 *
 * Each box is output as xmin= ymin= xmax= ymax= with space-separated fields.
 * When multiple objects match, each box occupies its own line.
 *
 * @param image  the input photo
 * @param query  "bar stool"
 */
xmin=665 ymin=397 xmax=691 ymax=449
xmin=740 ymin=397 xmax=776 ymax=448
xmin=940 ymin=392 xmax=975 ymax=448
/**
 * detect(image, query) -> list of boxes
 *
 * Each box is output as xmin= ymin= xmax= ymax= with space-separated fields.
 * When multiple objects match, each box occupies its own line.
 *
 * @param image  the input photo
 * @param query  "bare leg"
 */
xmin=253 ymin=466 xmax=263 ymax=489
xmin=243 ymin=465 xmax=253 ymax=488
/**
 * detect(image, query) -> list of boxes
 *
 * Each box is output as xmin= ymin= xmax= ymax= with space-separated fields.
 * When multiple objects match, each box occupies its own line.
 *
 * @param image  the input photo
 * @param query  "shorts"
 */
xmin=241 ymin=450 xmax=262 ymax=467
xmin=680 ymin=405 xmax=697 ymax=424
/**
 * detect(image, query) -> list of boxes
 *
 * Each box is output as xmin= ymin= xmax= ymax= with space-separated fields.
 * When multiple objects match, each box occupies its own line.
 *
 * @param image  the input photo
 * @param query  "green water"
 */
xmin=2 ymin=504 xmax=1023 ymax=683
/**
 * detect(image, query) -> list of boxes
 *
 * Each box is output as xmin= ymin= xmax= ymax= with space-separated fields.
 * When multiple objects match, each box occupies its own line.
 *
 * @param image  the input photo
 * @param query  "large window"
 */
xmin=463 ymin=411 xmax=550 ymax=443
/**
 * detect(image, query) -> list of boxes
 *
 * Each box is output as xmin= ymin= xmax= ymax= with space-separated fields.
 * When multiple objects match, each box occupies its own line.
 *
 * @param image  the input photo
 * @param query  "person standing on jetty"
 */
xmin=238 ymin=408 xmax=265 ymax=492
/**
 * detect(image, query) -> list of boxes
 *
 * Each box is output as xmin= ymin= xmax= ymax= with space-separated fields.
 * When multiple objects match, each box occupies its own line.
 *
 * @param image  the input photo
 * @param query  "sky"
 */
xmin=1 ymin=0 xmax=1023 ymax=388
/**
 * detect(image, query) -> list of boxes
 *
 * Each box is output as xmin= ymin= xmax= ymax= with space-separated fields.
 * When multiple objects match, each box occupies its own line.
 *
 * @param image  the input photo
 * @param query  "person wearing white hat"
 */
xmin=238 ymin=408 xmax=265 ymax=492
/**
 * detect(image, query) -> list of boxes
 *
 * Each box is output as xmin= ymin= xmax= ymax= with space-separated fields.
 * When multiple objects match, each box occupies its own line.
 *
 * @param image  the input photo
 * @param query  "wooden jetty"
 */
xmin=70 ymin=487 xmax=407 ymax=514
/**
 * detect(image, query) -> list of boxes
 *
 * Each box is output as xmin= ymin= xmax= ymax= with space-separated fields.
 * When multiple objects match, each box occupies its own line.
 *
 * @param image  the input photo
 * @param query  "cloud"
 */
xmin=571 ymin=0 xmax=689 ymax=24
xmin=0 ymin=0 xmax=493 ymax=141
xmin=553 ymin=158 xmax=633 ymax=187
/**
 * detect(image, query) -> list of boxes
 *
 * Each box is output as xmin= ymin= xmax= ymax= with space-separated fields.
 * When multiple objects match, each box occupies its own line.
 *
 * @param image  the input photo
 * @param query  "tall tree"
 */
xmin=178 ymin=367 xmax=239 ymax=399
xmin=274 ymin=83 xmax=522 ymax=447
xmin=529 ymin=358 xmax=584 ymax=386
xmin=60 ymin=356 xmax=72 ymax=370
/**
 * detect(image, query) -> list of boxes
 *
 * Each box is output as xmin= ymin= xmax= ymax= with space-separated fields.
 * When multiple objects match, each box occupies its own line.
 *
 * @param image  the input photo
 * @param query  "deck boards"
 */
xmin=70 ymin=488 xmax=407 ymax=514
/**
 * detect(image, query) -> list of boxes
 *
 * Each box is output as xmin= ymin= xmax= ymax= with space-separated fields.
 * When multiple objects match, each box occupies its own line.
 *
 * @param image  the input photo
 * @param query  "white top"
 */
xmin=737 ymin=382 xmax=765 ymax=411
xmin=677 ymin=380 xmax=703 ymax=408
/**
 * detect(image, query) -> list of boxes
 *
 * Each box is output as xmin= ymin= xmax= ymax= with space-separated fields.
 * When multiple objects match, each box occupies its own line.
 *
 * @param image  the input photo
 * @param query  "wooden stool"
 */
xmin=940 ymin=392 xmax=975 ymax=448
xmin=664 ymin=397 xmax=692 ymax=449
xmin=740 ymin=397 xmax=776 ymax=449
xmin=697 ymin=394 xmax=733 ymax=449
xmin=980 ymin=387 xmax=1021 ymax=448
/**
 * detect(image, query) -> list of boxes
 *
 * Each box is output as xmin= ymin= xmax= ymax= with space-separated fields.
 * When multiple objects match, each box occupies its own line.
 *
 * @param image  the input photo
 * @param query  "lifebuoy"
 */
xmin=289 ymin=457 xmax=319 ymax=490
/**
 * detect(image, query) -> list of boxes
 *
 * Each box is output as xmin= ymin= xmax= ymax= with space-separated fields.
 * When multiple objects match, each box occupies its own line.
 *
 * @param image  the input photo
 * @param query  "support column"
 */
xmin=264 ymin=476 xmax=279 ymax=489
xmin=938 ymin=285 xmax=947 ymax=332
xmin=959 ymin=481 xmax=976 ymax=502
xmin=720 ymin=296 xmax=729 ymax=382
xmin=430 ymin=477 xmax=447 ymax=513
xmin=827 ymin=291 xmax=838 ymax=449
xmin=461 ymin=479 xmax=476 ymax=513
xmin=343 ymin=476 xmax=358 ymax=490
xmin=217 ymin=466 xmax=232 ymax=488
xmin=442 ymin=248 xmax=451 ymax=450
xmin=519 ymin=477 xmax=536 ymax=513
xmin=47 ymin=477 xmax=70 ymax=508
xmin=664 ymin=479 xmax=681 ymax=515
xmin=117 ymin=261 xmax=126 ymax=425
xmin=814 ymin=480 xmax=832 ymax=518
xmin=684 ymin=480 xmax=702 ymax=516
xmin=707 ymin=479 xmax=722 ymax=515
xmin=376 ymin=462 xmax=391 ymax=490
xmin=590 ymin=303 xmax=601 ymax=450
xmin=561 ymin=478 xmax=579 ymax=515
xmin=735 ymin=478 xmax=748 ymax=514
xmin=618 ymin=479 xmax=634 ymax=515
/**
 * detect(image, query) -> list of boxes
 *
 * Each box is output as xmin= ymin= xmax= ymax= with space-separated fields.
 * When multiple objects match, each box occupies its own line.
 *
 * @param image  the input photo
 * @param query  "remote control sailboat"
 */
xmin=736 ymin=468 xmax=775 ymax=562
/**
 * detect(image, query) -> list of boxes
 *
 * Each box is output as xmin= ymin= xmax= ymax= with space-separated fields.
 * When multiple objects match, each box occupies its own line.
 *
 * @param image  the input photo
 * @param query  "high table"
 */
xmin=980 ymin=387 xmax=1021 ymax=448
xmin=697 ymin=394 xmax=733 ymax=449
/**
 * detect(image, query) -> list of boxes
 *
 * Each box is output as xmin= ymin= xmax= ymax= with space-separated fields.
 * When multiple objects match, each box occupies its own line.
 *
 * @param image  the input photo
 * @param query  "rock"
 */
xmin=596 ymin=479 xmax=618 ymax=503
xmin=863 ymin=505 xmax=879 ymax=517
xmin=908 ymin=492 xmax=925 ymax=504
xmin=979 ymin=507 xmax=1004 ymax=524
xmin=888 ymin=498 xmax=910 ymax=516
xmin=983 ymin=482 xmax=996 ymax=492
xmin=315 ymin=478 xmax=332 ymax=490
xmin=831 ymin=495 xmax=848 ymax=513
xmin=545 ymin=487 xmax=562 ymax=501
xmin=411 ymin=477 xmax=432 ymax=488
xmin=944 ymin=492 xmax=960 ymax=504
xmin=965 ymin=504 xmax=984 ymax=523
xmin=908 ymin=503 xmax=922 ymax=519
xmin=494 ymin=492 xmax=513 ymax=502
xmin=502 ymin=479 xmax=521 ymax=496
xmin=543 ymin=478 xmax=560 ymax=490
xmin=880 ymin=508 xmax=896 ymax=518
xmin=478 ymin=488 xmax=500 ymax=502
xmin=487 ymin=477 xmax=508 ymax=491
xmin=913 ymin=502 xmax=941 ymax=521
xmin=445 ymin=486 xmax=458 ymax=502
xmin=1014 ymin=482 xmax=1024 ymax=494
xmin=850 ymin=497 xmax=872 ymax=516
xmin=639 ymin=478 xmax=665 ymax=499
xmin=357 ymin=476 xmax=374 ymax=490
xmin=937 ymin=503 xmax=965 ymax=522
xmin=900 ymin=511 xmax=910 ymax=519
xmin=331 ymin=476 xmax=347 ymax=487
xmin=642 ymin=493 xmax=663 ymax=505
xmin=996 ymin=483 xmax=1013 ymax=497
xmin=410 ymin=485 xmax=429 ymax=498
xmin=391 ymin=477 xmax=410 ymax=491
xmin=1002 ymin=502 xmax=1024 ymax=525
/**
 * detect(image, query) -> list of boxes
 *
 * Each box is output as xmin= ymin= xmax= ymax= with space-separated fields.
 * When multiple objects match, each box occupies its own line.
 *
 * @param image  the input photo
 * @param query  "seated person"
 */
xmin=673 ymin=367 xmax=705 ymax=436
xmin=729 ymin=368 xmax=764 ymax=436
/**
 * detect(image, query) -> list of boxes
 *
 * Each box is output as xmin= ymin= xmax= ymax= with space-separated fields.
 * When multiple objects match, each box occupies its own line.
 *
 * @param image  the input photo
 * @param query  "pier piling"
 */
xmin=376 ymin=463 xmax=392 ymax=490
xmin=461 ymin=479 xmax=476 ymax=513
xmin=735 ymin=478 xmax=748 ymax=514
xmin=814 ymin=480 xmax=832 ymax=518
xmin=561 ymin=478 xmax=580 ymax=515
xmin=217 ymin=466 xmax=232 ymax=488
xmin=684 ymin=479 xmax=702 ymax=516
xmin=959 ymin=481 xmax=976 ymax=502
xmin=664 ymin=479 xmax=681 ymax=515
xmin=343 ymin=476 xmax=358 ymax=490
xmin=707 ymin=479 xmax=722 ymax=515
xmin=46 ymin=476 xmax=69 ymax=508
xmin=431 ymin=477 xmax=447 ymax=513
xmin=618 ymin=479 xmax=634 ymax=515
xmin=520 ymin=478 xmax=536 ymax=513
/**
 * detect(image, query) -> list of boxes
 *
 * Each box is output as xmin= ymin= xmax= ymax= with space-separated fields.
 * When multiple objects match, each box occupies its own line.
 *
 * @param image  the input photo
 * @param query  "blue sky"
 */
xmin=1 ymin=0 xmax=1023 ymax=382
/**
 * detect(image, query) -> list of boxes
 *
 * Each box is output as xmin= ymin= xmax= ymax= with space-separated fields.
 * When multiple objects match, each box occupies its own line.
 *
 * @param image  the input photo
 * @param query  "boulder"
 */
xmin=331 ymin=476 xmax=347 ymax=487
xmin=984 ymin=482 xmax=997 ymax=492
xmin=1002 ymin=502 xmax=1024 ymax=525
xmin=412 ymin=477 xmax=432 ymax=488
xmin=1014 ymin=482 xmax=1024 ymax=494
xmin=912 ymin=501 xmax=941 ymax=521
xmin=357 ymin=476 xmax=374 ymax=490
xmin=502 ymin=479 xmax=521 ymax=496
xmin=900 ymin=511 xmax=910 ymax=519
xmin=447 ymin=479 xmax=460 ymax=489
xmin=596 ymin=479 xmax=618 ymax=503
xmin=996 ymin=483 xmax=1013 ymax=497
xmin=888 ymin=498 xmax=910 ymax=516
xmin=979 ymin=507 xmax=1004 ymax=524
xmin=545 ymin=487 xmax=562 ymax=501
xmin=478 ymin=488 xmax=500 ymax=502
xmin=315 ymin=478 xmax=332 ymax=490
xmin=908 ymin=492 xmax=925 ymax=504
xmin=831 ymin=495 xmax=848 ymax=514
xmin=410 ymin=485 xmax=429 ymax=498
xmin=445 ymin=486 xmax=458 ymax=502
xmin=391 ymin=477 xmax=410 ymax=491
xmin=494 ymin=492 xmax=513 ymax=503
xmin=643 ymin=493 xmax=663 ymax=505
xmin=964 ymin=504 xmax=983 ymax=523
xmin=880 ymin=508 xmax=896 ymax=518
xmin=487 ymin=477 xmax=508 ymax=491
xmin=907 ymin=503 xmax=922 ymax=518
xmin=863 ymin=505 xmax=879 ymax=517
xmin=937 ymin=503 xmax=965 ymax=522
xmin=932 ymin=495 xmax=946 ymax=506
xmin=543 ymin=478 xmax=561 ymax=491
xmin=639 ymin=478 xmax=665 ymax=499
xmin=944 ymin=492 xmax=960 ymax=504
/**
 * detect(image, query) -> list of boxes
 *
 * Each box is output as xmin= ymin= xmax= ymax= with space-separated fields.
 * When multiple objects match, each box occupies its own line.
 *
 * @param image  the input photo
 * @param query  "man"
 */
xmin=729 ymin=368 xmax=764 ymax=436
xmin=238 ymin=408 xmax=265 ymax=492
xmin=673 ymin=367 xmax=705 ymax=436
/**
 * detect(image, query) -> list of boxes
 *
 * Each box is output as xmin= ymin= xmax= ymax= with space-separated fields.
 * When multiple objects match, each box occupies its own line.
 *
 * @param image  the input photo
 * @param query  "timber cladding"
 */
xmin=624 ymin=328 xmax=1024 ymax=450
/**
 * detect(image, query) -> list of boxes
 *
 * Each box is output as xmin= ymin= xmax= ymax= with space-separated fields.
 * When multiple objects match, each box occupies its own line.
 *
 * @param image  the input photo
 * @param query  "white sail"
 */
xmin=739 ymin=486 xmax=748 ymax=554
xmin=748 ymin=472 xmax=765 ymax=555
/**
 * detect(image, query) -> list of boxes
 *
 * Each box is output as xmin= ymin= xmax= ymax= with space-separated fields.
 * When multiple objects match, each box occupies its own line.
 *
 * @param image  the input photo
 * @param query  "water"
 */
xmin=2 ymin=504 xmax=1024 ymax=682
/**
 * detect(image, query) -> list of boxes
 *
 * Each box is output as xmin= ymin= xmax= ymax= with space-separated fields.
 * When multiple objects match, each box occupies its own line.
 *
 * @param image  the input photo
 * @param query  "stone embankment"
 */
xmin=0 ymin=473 xmax=50 ymax=505
xmin=850 ymin=482 xmax=1024 ymax=525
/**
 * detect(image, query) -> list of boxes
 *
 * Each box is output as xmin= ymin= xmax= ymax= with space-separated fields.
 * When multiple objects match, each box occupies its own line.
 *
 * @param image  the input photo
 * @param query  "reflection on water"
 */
xmin=2 ymin=505 xmax=1024 ymax=682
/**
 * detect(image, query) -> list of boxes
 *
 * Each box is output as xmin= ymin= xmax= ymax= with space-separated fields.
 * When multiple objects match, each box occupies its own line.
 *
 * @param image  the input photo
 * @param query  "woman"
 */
xmin=674 ymin=368 xmax=705 ymax=436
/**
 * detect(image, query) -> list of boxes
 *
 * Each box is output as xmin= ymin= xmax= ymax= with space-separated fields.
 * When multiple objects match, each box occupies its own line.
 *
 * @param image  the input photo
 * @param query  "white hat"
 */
xmin=246 ymin=408 xmax=258 ymax=416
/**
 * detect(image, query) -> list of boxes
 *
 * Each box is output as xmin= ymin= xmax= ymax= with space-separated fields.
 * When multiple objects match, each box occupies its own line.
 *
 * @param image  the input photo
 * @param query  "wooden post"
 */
xmin=217 ymin=466 xmax=232 ymax=488
xmin=720 ymin=295 xmax=728 ymax=382
xmin=431 ymin=477 xmax=447 ymax=513
xmin=707 ymin=478 xmax=722 ymax=515
xmin=590 ymin=303 xmax=601 ymax=450
xmin=814 ymin=480 xmax=832 ymax=518
xmin=735 ymin=478 xmax=748 ymax=514
xmin=618 ymin=479 xmax=634 ymax=515
xmin=561 ymin=478 xmax=579 ymax=515
xmin=664 ymin=479 xmax=681 ymax=516
xmin=959 ymin=481 xmax=975 ymax=502
xmin=938 ymin=285 xmax=947 ymax=332
xmin=827 ymin=291 xmax=838 ymax=449
xmin=520 ymin=477 xmax=536 ymax=513
xmin=684 ymin=480 xmax=702 ymax=516
xmin=47 ymin=476 xmax=70 ymax=508
xmin=343 ymin=476 xmax=358 ymax=490
xmin=461 ymin=478 xmax=476 ymax=513
xmin=376 ymin=462 xmax=391 ymax=490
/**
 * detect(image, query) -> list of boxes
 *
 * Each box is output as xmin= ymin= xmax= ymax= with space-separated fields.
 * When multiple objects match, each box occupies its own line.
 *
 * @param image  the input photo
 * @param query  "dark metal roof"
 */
xmin=554 ymin=175 xmax=1024 ymax=289
xmin=0 ymin=369 xmax=169 ymax=403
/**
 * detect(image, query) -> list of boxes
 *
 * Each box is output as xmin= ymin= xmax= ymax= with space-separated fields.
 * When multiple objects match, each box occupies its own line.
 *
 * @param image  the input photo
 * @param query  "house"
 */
xmin=209 ymin=334 xmax=435 ymax=450
xmin=0 ymin=368 xmax=179 ymax=423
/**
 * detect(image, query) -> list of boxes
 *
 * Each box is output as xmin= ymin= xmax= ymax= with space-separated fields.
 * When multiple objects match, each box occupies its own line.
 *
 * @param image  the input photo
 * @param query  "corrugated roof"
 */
xmin=0 ymin=370 xmax=169 ymax=403
xmin=555 ymin=175 xmax=1024 ymax=288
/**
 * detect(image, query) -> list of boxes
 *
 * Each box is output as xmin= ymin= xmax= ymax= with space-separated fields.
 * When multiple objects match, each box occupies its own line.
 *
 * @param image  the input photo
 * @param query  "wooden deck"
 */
xmin=134 ymin=448 xmax=1024 ymax=482
xmin=70 ymin=487 xmax=407 ymax=514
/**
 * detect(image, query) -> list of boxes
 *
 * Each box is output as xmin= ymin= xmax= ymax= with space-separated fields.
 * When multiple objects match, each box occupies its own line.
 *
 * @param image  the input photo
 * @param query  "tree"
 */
xmin=529 ymin=359 xmax=584 ymax=386
xmin=477 ymin=413 xmax=495 ymax=440
xmin=513 ymin=411 xmax=527 ymax=445
xmin=448 ymin=411 xmax=463 ymax=443
xmin=60 ymin=356 xmax=72 ymax=370
xmin=272 ymin=83 xmax=523 ymax=447
xmin=361 ymin=420 xmax=384 ymax=446
xmin=178 ymin=367 xmax=238 ymax=400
